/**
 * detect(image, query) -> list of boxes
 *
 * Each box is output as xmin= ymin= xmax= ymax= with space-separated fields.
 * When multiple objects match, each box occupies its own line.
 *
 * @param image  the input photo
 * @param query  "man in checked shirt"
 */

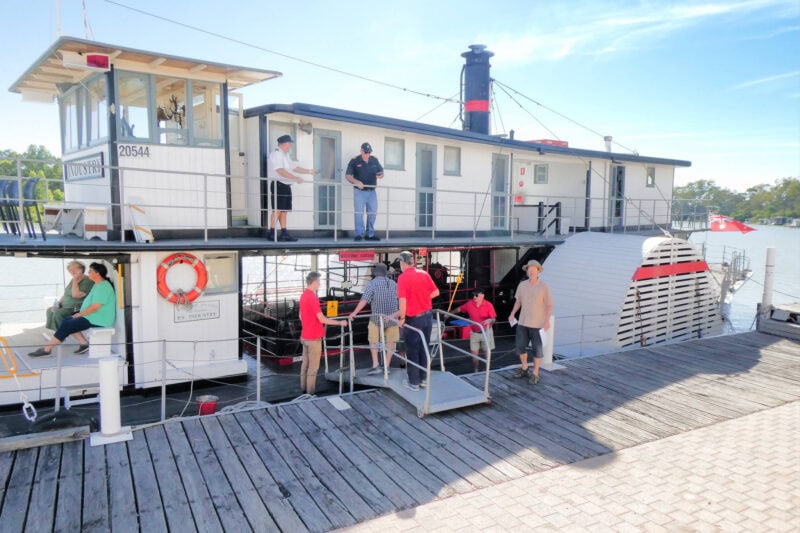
xmin=349 ymin=263 xmax=400 ymax=374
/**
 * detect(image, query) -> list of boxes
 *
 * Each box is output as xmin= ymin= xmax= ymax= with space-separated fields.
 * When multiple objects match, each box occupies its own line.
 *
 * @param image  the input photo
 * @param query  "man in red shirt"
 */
xmin=453 ymin=288 xmax=496 ymax=372
xmin=299 ymin=272 xmax=348 ymax=395
xmin=397 ymin=251 xmax=440 ymax=391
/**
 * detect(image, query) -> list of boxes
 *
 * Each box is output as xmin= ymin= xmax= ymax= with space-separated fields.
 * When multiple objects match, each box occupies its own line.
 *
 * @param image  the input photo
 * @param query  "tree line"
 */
xmin=0 ymin=145 xmax=64 ymax=202
xmin=674 ymin=178 xmax=799 ymax=221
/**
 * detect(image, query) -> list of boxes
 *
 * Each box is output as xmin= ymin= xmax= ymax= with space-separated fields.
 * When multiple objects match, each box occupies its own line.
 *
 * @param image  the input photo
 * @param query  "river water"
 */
xmin=1 ymin=226 xmax=797 ymax=333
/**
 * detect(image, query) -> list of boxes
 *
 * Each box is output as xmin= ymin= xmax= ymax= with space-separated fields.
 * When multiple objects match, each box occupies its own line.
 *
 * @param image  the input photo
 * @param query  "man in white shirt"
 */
xmin=267 ymin=135 xmax=316 ymax=242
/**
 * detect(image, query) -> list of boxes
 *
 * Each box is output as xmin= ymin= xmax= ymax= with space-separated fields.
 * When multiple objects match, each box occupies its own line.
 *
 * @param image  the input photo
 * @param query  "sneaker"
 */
xmin=512 ymin=367 xmax=528 ymax=379
xmin=28 ymin=347 xmax=52 ymax=357
xmin=74 ymin=344 xmax=90 ymax=355
xmin=529 ymin=373 xmax=540 ymax=385
xmin=365 ymin=235 xmax=381 ymax=241
xmin=354 ymin=235 xmax=363 ymax=241
xmin=367 ymin=367 xmax=382 ymax=375
xmin=402 ymin=380 xmax=420 ymax=392
xmin=420 ymin=379 xmax=428 ymax=388
xmin=278 ymin=232 xmax=298 ymax=242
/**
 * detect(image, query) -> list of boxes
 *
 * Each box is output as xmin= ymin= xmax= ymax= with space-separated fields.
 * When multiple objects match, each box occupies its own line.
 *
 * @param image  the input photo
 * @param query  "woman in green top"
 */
xmin=29 ymin=262 xmax=115 ymax=357
xmin=46 ymin=261 xmax=94 ymax=330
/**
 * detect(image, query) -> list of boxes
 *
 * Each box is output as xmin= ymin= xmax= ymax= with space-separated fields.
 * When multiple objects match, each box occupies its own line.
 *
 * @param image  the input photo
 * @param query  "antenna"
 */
xmin=82 ymin=0 xmax=95 ymax=40
xmin=55 ymin=0 xmax=61 ymax=38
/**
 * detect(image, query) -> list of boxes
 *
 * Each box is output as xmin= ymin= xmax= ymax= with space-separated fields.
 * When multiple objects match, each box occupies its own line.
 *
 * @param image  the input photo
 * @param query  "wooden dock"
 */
xmin=1 ymin=331 xmax=798 ymax=532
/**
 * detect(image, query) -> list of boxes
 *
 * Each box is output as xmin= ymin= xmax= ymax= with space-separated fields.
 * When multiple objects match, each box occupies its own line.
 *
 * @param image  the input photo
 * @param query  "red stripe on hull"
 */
xmin=632 ymin=261 xmax=709 ymax=281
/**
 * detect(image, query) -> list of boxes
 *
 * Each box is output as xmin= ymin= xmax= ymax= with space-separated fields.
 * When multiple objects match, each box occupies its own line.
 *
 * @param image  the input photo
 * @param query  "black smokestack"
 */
xmin=461 ymin=44 xmax=494 ymax=135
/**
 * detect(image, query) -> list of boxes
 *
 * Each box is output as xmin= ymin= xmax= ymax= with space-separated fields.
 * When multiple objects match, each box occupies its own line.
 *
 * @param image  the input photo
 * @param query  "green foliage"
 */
xmin=0 ymin=145 xmax=63 ymax=201
xmin=674 ymin=178 xmax=800 ymax=221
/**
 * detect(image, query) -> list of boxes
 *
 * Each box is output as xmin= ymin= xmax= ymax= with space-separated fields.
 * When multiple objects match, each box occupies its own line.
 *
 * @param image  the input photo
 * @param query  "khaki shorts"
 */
xmin=368 ymin=322 xmax=400 ymax=348
xmin=470 ymin=328 xmax=495 ymax=352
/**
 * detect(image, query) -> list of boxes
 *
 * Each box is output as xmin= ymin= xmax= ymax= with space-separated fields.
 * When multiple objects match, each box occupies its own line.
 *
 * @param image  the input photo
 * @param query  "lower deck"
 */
xmin=1 ymin=331 xmax=798 ymax=532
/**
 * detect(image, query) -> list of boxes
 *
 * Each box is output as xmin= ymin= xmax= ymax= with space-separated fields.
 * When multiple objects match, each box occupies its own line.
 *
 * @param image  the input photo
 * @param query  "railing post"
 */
xmin=119 ymin=167 xmax=126 ymax=242
xmin=256 ymin=335 xmax=262 ymax=406
xmin=579 ymin=315 xmax=585 ymax=356
xmin=54 ymin=344 xmax=63 ymax=412
xmin=203 ymin=174 xmax=209 ymax=242
xmin=16 ymin=162 xmax=25 ymax=243
xmin=161 ymin=339 xmax=167 ymax=422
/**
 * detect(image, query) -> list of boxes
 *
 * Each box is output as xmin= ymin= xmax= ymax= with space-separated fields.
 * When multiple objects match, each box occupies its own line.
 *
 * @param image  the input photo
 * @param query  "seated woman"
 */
xmin=46 ymin=261 xmax=94 ymax=331
xmin=29 ymin=262 xmax=115 ymax=357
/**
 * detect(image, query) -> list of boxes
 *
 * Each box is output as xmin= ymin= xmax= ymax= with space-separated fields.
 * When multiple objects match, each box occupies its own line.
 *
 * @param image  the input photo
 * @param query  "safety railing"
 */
xmin=1 ymin=156 xmax=716 ymax=243
xmin=432 ymin=309 xmax=493 ymax=400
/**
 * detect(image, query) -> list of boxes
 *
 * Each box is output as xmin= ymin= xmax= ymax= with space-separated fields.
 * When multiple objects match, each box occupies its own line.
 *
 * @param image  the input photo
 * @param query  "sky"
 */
xmin=1 ymin=0 xmax=798 ymax=192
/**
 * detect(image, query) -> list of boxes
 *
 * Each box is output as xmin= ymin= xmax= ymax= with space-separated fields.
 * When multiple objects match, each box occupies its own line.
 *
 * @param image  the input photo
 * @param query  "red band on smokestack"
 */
xmin=464 ymin=100 xmax=489 ymax=112
xmin=632 ymin=261 xmax=709 ymax=281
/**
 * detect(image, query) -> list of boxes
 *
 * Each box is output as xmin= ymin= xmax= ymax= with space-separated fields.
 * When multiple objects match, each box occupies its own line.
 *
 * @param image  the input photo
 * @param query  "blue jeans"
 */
xmin=404 ymin=312 xmax=432 ymax=386
xmin=353 ymin=188 xmax=377 ymax=237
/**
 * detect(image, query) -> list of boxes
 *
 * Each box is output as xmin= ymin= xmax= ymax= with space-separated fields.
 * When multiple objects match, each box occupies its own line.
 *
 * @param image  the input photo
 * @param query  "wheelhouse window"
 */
xmin=646 ymin=166 xmax=656 ymax=188
xmin=61 ymin=90 xmax=81 ymax=152
xmin=117 ymin=72 xmax=151 ymax=140
xmin=155 ymin=76 xmax=188 ymax=145
xmin=444 ymin=146 xmax=461 ymax=176
xmin=192 ymin=82 xmax=223 ymax=147
xmin=87 ymin=76 xmax=108 ymax=143
xmin=384 ymin=137 xmax=405 ymax=170
xmin=534 ymin=164 xmax=549 ymax=184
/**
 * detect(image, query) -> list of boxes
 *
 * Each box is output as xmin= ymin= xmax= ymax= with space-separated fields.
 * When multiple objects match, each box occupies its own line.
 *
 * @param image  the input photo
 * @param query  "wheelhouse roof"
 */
xmin=9 ymin=36 xmax=282 ymax=99
xmin=246 ymin=102 xmax=692 ymax=168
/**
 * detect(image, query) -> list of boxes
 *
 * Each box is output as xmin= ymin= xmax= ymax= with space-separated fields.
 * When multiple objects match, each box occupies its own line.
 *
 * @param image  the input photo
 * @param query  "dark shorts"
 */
xmin=270 ymin=181 xmax=293 ymax=211
xmin=515 ymin=325 xmax=543 ymax=359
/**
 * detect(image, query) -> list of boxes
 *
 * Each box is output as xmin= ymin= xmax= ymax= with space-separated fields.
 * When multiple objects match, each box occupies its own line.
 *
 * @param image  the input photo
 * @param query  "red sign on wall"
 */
xmin=339 ymin=251 xmax=375 ymax=262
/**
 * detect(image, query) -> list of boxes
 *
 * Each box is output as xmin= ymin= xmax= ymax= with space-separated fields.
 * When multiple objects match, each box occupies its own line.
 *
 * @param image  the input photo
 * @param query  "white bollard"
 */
xmin=541 ymin=316 xmax=565 ymax=371
xmin=761 ymin=247 xmax=776 ymax=316
xmin=90 ymin=356 xmax=132 ymax=446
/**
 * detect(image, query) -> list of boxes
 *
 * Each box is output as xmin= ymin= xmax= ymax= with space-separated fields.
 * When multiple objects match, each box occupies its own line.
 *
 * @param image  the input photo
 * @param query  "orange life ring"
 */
xmin=156 ymin=252 xmax=208 ymax=304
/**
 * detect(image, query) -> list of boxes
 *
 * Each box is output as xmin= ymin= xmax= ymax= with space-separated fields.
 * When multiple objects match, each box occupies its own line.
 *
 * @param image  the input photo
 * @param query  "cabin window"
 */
xmin=87 ymin=76 xmax=108 ymax=144
xmin=443 ymin=146 xmax=461 ymax=176
xmin=269 ymin=121 xmax=297 ymax=159
xmin=192 ymin=82 xmax=223 ymax=147
xmin=60 ymin=89 xmax=81 ymax=152
xmin=202 ymin=254 xmax=238 ymax=294
xmin=117 ymin=72 xmax=151 ymax=141
xmin=384 ymin=137 xmax=405 ymax=170
xmin=534 ymin=164 xmax=548 ymax=184
xmin=155 ymin=76 xmax=188 ymax=145
xmin=646 ymin=166 xmax=656 ymax=188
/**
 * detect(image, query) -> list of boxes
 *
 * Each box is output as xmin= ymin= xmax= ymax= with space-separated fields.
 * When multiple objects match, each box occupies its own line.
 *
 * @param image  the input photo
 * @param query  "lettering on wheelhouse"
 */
xmin=174 ymin=300 xmax=220 ymax=323
xmin=64 ymin=152 xmax=104 ymax=180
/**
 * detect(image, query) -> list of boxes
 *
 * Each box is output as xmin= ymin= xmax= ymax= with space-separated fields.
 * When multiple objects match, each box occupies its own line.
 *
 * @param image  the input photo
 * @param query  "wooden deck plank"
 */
xmin=143 ymin=426 xmax=198 ymax=533
xmin=358 ymin=396 xmax=497 ymax=490
xmin=285 ymin=403 xmax=409 ymax=513
xmin=24 ymin=445 xmax=61 ymax=533
xmin=1 ymin=448 xmax=37 ymax=533
xmin=250 ymin=409 xmax=355 ymax=530
xmin=105 ymin=442 xmax=140 ymax=533
xmin=181 ymin=418 xmax=253 ymax=532
xmin=0 ymin=452 xmax=13 ymax=514
xmin=216 ymin=414 xmax=309 ymax=533
xmin=264 ymin=406 xmax=377 ymax=522
xmin=336 ymin=394 xmax=458 ymax=497
xmin=304 ymin=398 xmax=439 ymax=506
xmin=347 ymin=394 xmax=480 ymax=494
xmin=235 ymin=412 xmax=331 ymax=533
xmin=199 ymin=416 xmax=279 ymax=531
xmin=126 ymin=429 xmax=168 ymax=533
xmin=54 ymin=440 xmax=83 ymax=533
xmin=380 ymin=392 xmax=525 ymax=481
xmin=81 ymin=440 xmax=109 ymax=533
xmin=162 ymin=421 xmax=225 ymax=533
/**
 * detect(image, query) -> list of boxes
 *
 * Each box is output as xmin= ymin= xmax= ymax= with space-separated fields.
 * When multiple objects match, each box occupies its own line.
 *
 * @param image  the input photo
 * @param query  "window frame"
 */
xmin=646 ymin=166 xmax=656 ymax=188
xmin=443 ymin=145 xmax=461 ymax=176
xmin=384 ymin=137 xmax=405 ymax=170
xmin=268 ymin=121 xmax=297 ymax=160
xmin=534 ymin=164 xmax=549 ymax=184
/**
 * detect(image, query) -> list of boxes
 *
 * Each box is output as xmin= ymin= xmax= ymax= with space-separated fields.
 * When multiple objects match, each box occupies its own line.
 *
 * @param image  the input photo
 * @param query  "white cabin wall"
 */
xmin=244 ymin=116 xmax=262 ymax=226
xmin=117 ymin=145 xmax=227 ymax=230
xmin=62 ymin=145 xmax=112 ymax=218
xmin=512 ymin=155 xmax=589 ymax=230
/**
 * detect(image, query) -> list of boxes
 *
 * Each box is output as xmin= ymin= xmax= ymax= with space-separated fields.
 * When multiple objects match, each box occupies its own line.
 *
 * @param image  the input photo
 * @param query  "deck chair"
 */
xmin=0 ymin=180 xmax=21 ymax=236
xmin=22 ymin=178 xmax=45 ymax=240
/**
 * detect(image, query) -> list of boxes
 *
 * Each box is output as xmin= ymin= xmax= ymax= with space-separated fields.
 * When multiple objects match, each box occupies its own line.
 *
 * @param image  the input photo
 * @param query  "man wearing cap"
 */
xmin=299 ymin=272 xmax=348 ymax=395
xmin=345 ymin=142 xmax=384 ymax=241
xmin=348 ymin=263 xmax=400 ymax=374
xmin=267 ymin=134 xmax=317 ymax=242
xmin=397 ymin=251 xmax=440 ymax=391
xmin=453 ymin=288 xmax=497 ymax=373
xmin=508 ymin=259 xmax=553 ymax=385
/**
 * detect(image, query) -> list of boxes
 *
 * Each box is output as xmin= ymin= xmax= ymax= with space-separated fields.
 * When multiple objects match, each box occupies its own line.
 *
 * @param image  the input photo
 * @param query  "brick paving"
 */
xmin=341 ymin=401 xmax=800 ymax=532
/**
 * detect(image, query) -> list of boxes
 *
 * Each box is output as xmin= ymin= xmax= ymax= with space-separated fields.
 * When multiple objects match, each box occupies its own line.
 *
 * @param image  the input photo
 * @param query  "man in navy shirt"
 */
xmin=345 ymin=142 xmax=384 ymax=241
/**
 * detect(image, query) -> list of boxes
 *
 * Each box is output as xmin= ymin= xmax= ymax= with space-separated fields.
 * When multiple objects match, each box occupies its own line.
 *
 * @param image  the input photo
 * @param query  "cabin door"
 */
xmin=416 ymin=143 xmax=437 ymax=229
xmin=227 ymin=93 xmax=247 ymax=225
xmin=491 ymin=154 xmax=510 ymax=229
xmin=313 ymin=129 xmax=341 ymax=229
xmin=609 ymin=165 xmax=625 ymax=229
